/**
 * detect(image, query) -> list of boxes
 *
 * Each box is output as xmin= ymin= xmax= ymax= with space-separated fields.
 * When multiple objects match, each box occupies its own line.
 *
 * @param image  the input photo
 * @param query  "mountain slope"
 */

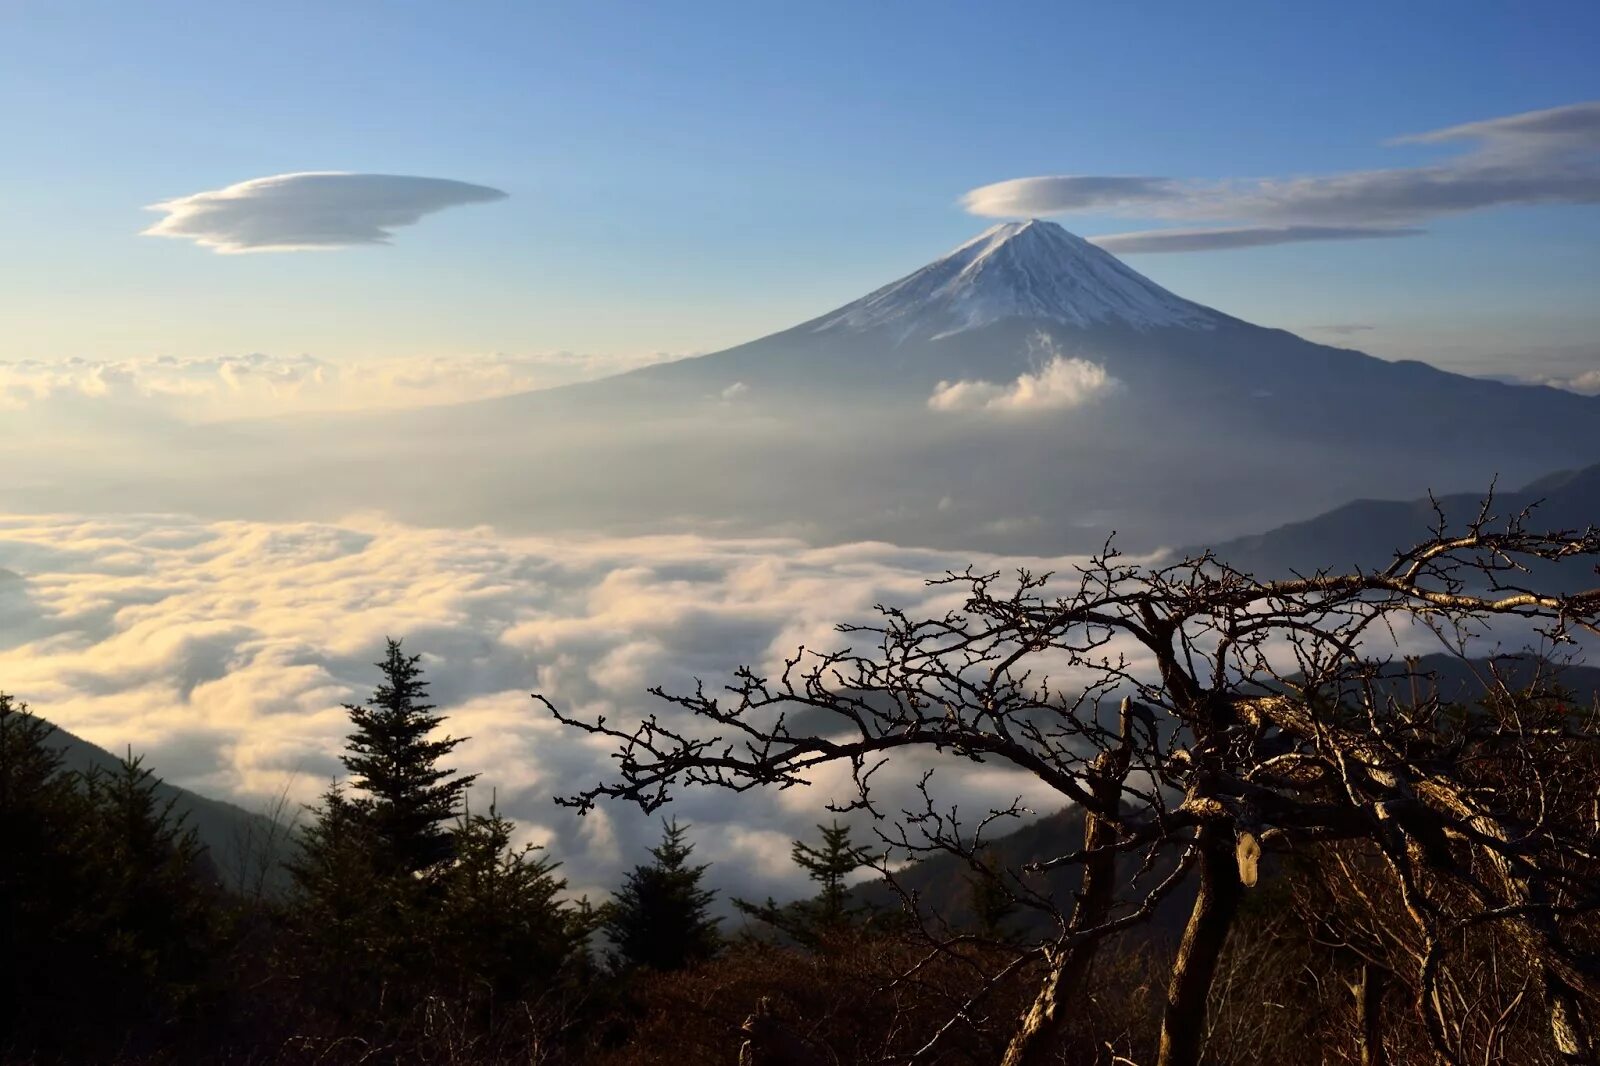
xmin=46 ymin=719 xmax=294 ymax=894
xmin=1198 ymin=461 xmax=1600 ymax=583
xmin=49 ymin=220 xmax=1598 ymax=557
xmin=808 ymin=220 xmax=1225 ymax=338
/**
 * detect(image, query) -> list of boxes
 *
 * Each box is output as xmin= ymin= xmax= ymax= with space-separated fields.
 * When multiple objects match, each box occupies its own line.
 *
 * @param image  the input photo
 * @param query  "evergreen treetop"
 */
xmin=791 ymin=820 xmax=876 ymax=921
xmin=602 ymin=818 xmax=720 ymax=972
xmin=735 ymin=819 xmax=879 ymax=946
xmin=341 ymin=638 xmax=476 ymax=873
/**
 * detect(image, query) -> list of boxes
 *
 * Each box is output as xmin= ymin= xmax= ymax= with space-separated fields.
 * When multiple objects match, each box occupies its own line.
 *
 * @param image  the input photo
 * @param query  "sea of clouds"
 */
xmin=0 ymin=513 xmax=1094 ymax=902
xmin=0 ymin=351 xmax=672 ymax=422
xmin=0 ymin=507 xmax=1567 ymax=905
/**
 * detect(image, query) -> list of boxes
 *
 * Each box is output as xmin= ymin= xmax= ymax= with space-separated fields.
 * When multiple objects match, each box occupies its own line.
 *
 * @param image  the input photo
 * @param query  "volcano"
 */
xmin=72 ymin=221 xmax=1600 ymax=555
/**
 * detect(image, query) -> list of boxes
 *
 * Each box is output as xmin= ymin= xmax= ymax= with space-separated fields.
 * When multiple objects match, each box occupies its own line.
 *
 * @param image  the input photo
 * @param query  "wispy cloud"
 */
xmin=963 ymin=101 xmax=1600 ymax=252
xmin=1531 ymin=368 xmax=1600 ymax=396
xmin=143 ymin=172 xmax=507 ymax=253
xmin=1304 ymin=324 xmax=1378 ymax=336
xmin=1090 ymin=225 xmax=1423 ymax=254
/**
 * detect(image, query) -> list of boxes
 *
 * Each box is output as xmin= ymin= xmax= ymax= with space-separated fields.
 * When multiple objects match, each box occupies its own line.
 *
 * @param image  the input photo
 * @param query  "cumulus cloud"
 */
xmin=963 ymin=100 xmax=1600 ymax=251
xmin=0 ymin=351 xmax=672 ymax=421
xmin=0 ymin=513 xmax=1110 ymax=903
xmin=143 ymin=172 xmax=507 ymax=253
xmin=1533 ymin=368 xmax=1600 ymax=396
xmin=930 ymin=353 xmax=1120 ymax=415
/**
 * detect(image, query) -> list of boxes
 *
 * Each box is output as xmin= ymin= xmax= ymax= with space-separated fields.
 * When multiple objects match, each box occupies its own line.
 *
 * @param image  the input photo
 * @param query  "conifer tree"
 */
xmin=792 ymin=820 xmax=876 ymax=924
xmin=735 ymin=820 xmax=878 ymax=946
xmin=1 ymin=698 xmax=223 ymax=1055
xmin=436 ymin=803 xmax=595 ymax=1002
xmin=340 ymin=638 xmax=476 ymax=873
xmin=78 ymin=752 xmax=219 ymax=1001
xmin=602 ymin=819 xmax=720 ymax=972
xmin=0 ymin=695 xmax=88 ymax=1034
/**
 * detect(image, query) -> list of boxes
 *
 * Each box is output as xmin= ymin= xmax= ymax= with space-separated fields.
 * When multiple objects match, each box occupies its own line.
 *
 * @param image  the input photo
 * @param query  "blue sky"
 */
xmin=2 ymin=0 xmax=1598 ymax=375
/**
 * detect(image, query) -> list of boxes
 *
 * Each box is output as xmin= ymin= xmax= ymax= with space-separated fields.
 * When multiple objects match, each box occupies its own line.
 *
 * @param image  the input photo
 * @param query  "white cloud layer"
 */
xmin=930 ymin=355 xmax=1120 ymax=414
xmin=0 ymin=513 xmax=1088 ymax=901
xmin=0 ymin=351 xmax=671 ymax=421
xmin=143 ymin=172 xmax=507 ymax=253
xmin=1533 ymin=368 xmax=1600 ymax=395
xmin=963 ymin=101 xmax=1600 ymax=251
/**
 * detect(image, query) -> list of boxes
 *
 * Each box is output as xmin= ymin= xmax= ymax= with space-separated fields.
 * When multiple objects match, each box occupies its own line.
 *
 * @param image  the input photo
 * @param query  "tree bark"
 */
xmin=1157 ymin=822 xmax=1243 ymax=1066
xmin=1546 ymin=970 xmax=1596 ymax=1065
xmin=1356 ymin=963 xmax=1388 ymax=1066
xmin=1001 ymin=701 xmax=1137 ymax=1066
xmin=999 ymin=805 xmax=1115 ymax=1066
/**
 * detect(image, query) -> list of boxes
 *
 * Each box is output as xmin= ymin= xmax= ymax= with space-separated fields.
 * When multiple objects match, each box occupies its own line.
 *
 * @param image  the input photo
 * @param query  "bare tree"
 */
xmin=546 ymin=500 xmax=1600 ymax=1066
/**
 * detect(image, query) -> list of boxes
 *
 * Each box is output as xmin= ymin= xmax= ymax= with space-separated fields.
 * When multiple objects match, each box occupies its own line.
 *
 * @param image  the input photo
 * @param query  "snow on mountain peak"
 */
xmin=813 ymin=219 xmax=1223 ymax=338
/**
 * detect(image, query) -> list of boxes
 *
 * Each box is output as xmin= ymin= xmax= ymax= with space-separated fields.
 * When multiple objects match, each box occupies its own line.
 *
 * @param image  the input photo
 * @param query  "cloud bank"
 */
xmin=0 ymin=513 xmax=1091 ymax=902
xmin=143 ymin=172 xmax=508 ymax=253
xmin=963 ymin=101 xmax=1600 ymax=251
xmin=0 ymin=351 xmax=672 ymax=421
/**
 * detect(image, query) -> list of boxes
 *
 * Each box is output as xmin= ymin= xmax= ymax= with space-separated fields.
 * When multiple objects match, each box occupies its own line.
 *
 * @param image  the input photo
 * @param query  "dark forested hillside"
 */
xmin=44 ymin=719 xmax=294 ymax=894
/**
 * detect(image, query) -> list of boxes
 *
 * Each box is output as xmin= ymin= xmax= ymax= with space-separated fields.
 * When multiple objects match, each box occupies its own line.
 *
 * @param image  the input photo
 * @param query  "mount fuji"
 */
xmin=38 ymin=220 xmax=1600 ymax=555
xmin=512 ymin=220 xmax=1594 ymax=439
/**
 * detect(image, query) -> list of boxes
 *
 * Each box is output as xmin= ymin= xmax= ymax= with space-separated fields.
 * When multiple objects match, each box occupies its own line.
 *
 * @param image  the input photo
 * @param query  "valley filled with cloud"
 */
xmin=0 ymin=511 xmax=1093 ymax=901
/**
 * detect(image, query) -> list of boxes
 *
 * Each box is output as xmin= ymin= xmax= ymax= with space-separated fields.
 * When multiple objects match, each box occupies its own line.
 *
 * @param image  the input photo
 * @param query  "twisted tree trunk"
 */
xmin=1157 ymin=822 xmax=1243 ymax=1066
xmin=999 ymin=806 xmax=1116 ymax=1066
xmin=1356 ymin=963 xmax=1388 ymax=1066
xmin=1001 ymin=700 xmax=1138 ymax=1066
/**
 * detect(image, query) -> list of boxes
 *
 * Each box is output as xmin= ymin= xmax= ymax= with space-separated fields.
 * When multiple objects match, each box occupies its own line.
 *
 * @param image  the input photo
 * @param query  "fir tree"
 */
xmin=77 ymin=752 xmax=220 ymax=1003
xmin=791 ymin=820 xmax=876 ymax=924
xmin=602 ymin=819 xmax=720 ymax=972
xmin=340 ymin=638 xmax=476 ymax=873
xmin=735 ymin=820 xmax=878 ymax=946
xmin=286 ymin=782 xmax=425 ymax=1022
xmin=436 ymin=803 xmax=595 ymax=1003
xmin=1 ymin=698 xmax=223 ymax=1056
xmin=0 ymin=695 xmax=88 ymax=1035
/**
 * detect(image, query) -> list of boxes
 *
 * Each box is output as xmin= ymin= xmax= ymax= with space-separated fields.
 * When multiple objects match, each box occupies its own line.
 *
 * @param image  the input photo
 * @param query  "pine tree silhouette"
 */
xmin=436 ymin=802 xmax=595 ymax=1002
xmin=602 ymin=818 xmax=720 ymax=972
xmin=735 ymin=820 xmax=878 ymax=946
xmin=791 ymin=820 xmax=876 ymax=924
xmin=340 ymin=638 xmax=477 ymax=874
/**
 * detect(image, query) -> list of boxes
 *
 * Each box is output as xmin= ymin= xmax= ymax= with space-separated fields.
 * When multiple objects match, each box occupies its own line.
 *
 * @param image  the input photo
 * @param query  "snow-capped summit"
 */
xmin=812 ymin=219 xmax=1223 ymax=339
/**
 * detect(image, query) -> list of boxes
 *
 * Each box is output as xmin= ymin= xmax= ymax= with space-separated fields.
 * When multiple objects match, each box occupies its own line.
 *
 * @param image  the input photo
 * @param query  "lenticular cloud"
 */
xmin=142 ymin=172 xmax=508 ymax=253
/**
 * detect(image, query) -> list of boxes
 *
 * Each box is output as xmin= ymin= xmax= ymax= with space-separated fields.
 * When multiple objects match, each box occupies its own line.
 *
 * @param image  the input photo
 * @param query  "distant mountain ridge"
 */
xmin=1198 ymin=461 xmax=1600 ymax=583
